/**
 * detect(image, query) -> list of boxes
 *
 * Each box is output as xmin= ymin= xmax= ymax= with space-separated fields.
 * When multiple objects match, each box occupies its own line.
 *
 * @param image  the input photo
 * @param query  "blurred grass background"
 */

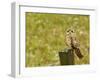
xmin=25 ymin=12 xmax=90 ymax=67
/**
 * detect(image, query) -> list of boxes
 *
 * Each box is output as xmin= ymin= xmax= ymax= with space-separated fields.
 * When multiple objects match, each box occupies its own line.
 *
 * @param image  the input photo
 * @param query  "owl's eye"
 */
xmin=71 ymin=31 xmax=73 ymax=33
xmin=67 ymin=30 xmax=70 ymax=32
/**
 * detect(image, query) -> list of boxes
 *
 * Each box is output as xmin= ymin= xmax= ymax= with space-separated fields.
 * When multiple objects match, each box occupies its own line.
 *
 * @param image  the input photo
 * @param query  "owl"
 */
xmin=65 ymin=29 xmax=83 ymax=59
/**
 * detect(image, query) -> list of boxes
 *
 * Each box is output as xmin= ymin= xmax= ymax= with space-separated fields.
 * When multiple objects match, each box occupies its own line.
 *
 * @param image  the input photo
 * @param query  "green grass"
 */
xmin=25 ymin=12 xmax=90 ymax=67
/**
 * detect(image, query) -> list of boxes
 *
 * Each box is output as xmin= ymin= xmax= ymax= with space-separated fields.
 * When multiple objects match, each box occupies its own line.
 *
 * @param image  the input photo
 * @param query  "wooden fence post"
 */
xmin=59 ymin=49 xmax=74 ymax=65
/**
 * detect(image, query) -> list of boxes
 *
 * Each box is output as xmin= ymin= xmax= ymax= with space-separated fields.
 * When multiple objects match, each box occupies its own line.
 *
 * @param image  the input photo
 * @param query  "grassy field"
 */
xmin=25 ymin=12 xmax=90 ymax=67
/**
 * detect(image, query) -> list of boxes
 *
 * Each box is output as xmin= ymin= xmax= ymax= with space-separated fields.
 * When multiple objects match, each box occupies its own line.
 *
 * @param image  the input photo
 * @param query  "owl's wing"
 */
xmin=74 ymin=48 xmax=83 ymax=59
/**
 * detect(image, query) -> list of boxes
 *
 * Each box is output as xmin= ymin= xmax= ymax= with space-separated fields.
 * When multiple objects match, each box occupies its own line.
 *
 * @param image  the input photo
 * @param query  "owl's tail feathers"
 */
xmin=74 ymin=48 xmax=83 ymax=59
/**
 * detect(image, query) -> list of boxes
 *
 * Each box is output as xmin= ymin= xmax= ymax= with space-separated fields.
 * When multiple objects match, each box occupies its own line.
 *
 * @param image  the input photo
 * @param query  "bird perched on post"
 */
xmin=65 ymin=29 xmax=83 ymax=59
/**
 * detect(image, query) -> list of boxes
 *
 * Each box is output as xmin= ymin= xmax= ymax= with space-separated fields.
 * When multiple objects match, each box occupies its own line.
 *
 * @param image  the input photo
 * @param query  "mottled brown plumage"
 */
xmin=65 ymin=29 xmax=83 ymax=59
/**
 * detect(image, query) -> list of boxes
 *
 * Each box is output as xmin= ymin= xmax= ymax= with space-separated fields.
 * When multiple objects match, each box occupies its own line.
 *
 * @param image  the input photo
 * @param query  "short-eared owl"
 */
xmin=65 ymin=29 xmax=83 ymax=59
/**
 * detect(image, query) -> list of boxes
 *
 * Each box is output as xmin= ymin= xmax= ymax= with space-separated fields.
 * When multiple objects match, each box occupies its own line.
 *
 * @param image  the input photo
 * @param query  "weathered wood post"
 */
xmin=59 ymin=49 xmax=74 ymax=65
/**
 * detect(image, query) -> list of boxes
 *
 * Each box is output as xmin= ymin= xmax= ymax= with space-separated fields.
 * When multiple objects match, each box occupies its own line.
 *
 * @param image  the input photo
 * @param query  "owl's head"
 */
xmin=65 ymin=28 xmax=75 ymax=37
